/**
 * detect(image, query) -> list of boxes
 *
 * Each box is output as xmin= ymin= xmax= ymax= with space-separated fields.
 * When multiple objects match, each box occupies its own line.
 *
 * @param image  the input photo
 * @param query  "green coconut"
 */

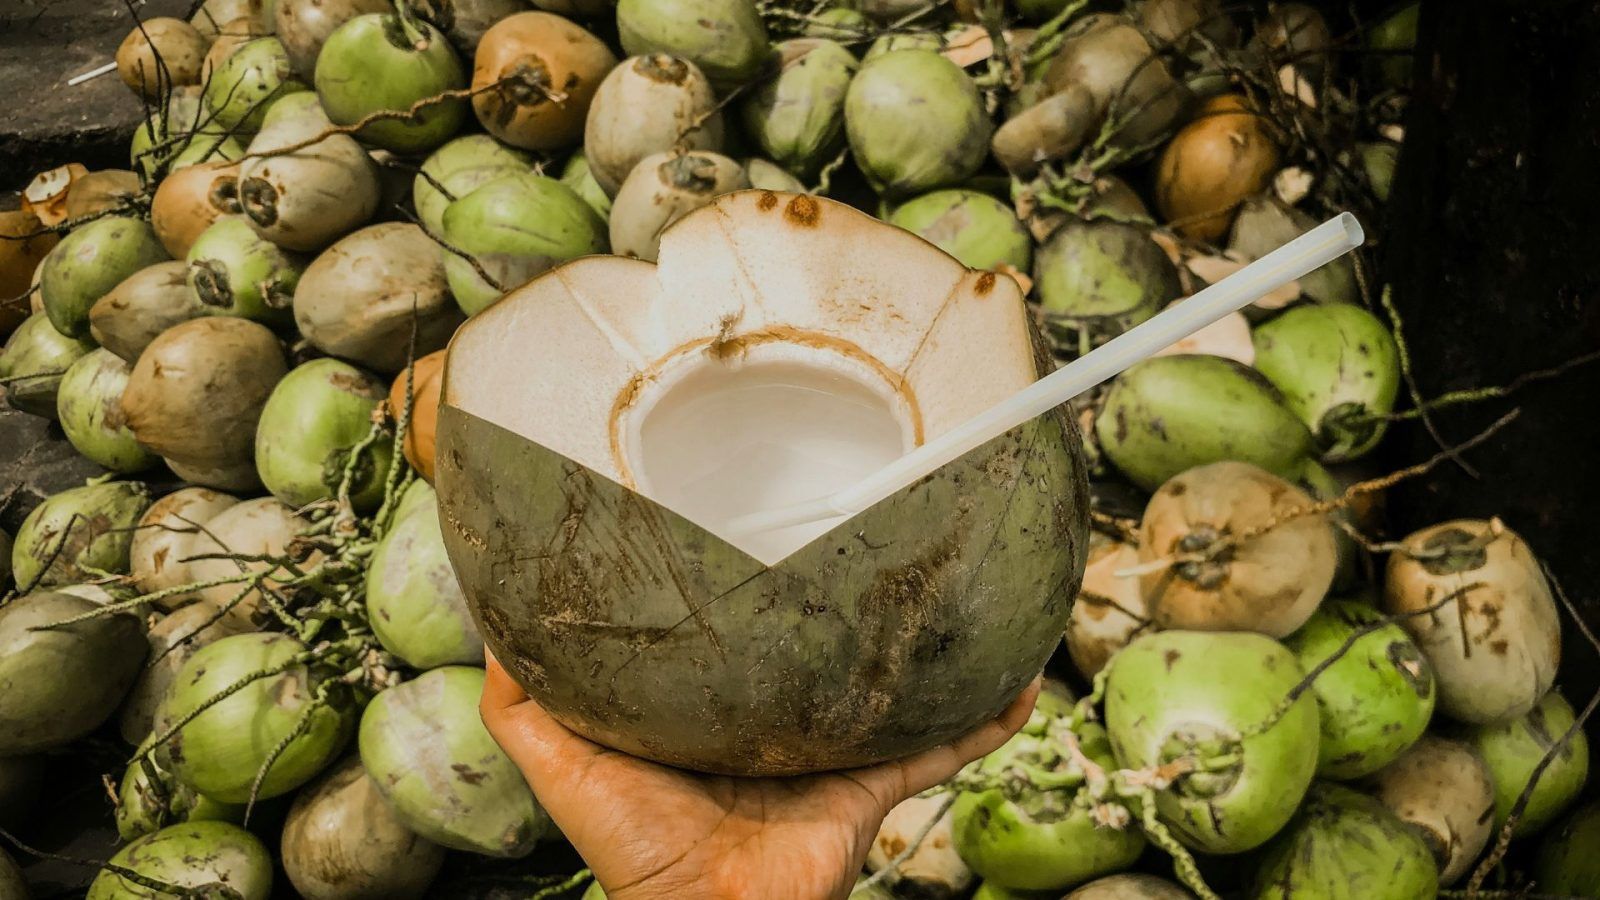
xmin=87 ymin=821 xmax=272 ymax=900
xmin=742 ymin=39 xmax=857 ymax=179
xmin=1367 ymin=3 xmax=1418 ymax=87
xmin=12 ymin=481 xmax=151 ymax=588
xmin=184 ymin=216 xmax=305 ymax=323
xmin=129 ymin=88 xmax=245 ymax=179
xmin=1104 ymin=630 xmax=1320 ymax=854
xmin=203 ymin=36 xmax=308 ymax=132
xmin=1228 ymin=195 xmax=1357 ymax=306
xmin=89 ymin=260 xmax=210 ymax=365
xmin=1035 ymin=219 xmax=1180 ymax=349
xmin=56 ymin=348 xmax=156 ymax=473
xmin=584 ymin=54 xmax=725 ymax=196
xmin=414 ymin=135 xmax=536 ymax=235
xmin=1095 ymin=355 xmax=1313 ymax=491
xmin=359 ymin=666 xmax=549 ymax=857
xmin=609 ymin=151 xmax=749 ymax=262
xmin=391 ymin=478 xmax=437 ymax=524
xmin=315 ymin=13 xmax=468 ymax=153
xmin=616 ymin=0 xmax=771 ymax=87
xmin=1368 ymin=735 xmax=1495 ymax=885
xmin=0 ymin=311 xmax=96 ymax=417
xmin=1535 ymin=801 xmax=1600 ymax=897
xmin=1066 ymin=875 xmax=1194 ymax=899
xmin=888 ymin=190 xmax=1032 ymax=273
xmin=120 ymin=600 xmax=252 ymax=746
xmin=190 ymin=0 xmax=268 ymax=36
xmin=1248 ymin=783 xmax=1438 ymax=899
xmin=1295 ymin=460 xmax=1362 ymax=591
xmin=159 ymin=632 xmax=352 ymax=803
xmin=255 ymin=358 xmax=393 ymax=510
xmin=1358 ymin=142 xmax=1400 ymax=204
xmin=846 ymin=50 xmax=991 ymax=197
xmin=116 ymin=757 xmax=243 ymax=841
xmin=366 ymin=502 xmax=482 ymax=668
xmin=863 ymin=30 xmax=943 ymax=59
xmin=39 ymin=216 xmax=170 ymax=338
xmin=237 ymin=92 xmax=382 ymax=252
xmin=559 ymin=151 xmax=614 ymax=221
xmin=1282 ymin=599 xmax=1435 ymax=779
xmin=275 ymin=0 xmax=392 ymax=78
xmin=1471 ymin=689 xmax=1591 ymax=837
xmin=1252 ymin=303 xmax=1400 ymax=462
xmin=0 ymin=591 xmax=146 ymax=755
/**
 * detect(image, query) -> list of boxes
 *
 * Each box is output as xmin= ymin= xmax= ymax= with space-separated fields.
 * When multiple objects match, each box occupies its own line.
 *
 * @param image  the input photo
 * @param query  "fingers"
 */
xmin=480 ymin=653 xmax=604 ymax=782
xmin=480 ymin=649 xmax=528 ymax=712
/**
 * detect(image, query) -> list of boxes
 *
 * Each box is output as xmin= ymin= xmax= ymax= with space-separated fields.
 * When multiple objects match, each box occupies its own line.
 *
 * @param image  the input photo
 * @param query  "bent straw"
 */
xmin=725 ymin=213 xmax=1365 ymax=539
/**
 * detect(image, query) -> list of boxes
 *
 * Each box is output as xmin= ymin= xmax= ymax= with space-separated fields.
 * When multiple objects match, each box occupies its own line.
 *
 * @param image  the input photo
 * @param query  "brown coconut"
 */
xmin=470 ymin=12 xmax=618 ymax=150
xmin=274 ymin=0 xmax=392 ymax=79
xmin=282 ymin=757 xmax=446 ymax=900
xmin=64 ymin=170 xmax=144 ymax=221
xmin=1041 ymin=14 xmax=1191 ymax=152
xmin=1368 ymin=735 xmax=1497 ymax=885
xmin=89 ymin=261 xmax=210 ymax=364
xmin=117 ymin=18 xmax=210 ymax=99
xmin=991 ymin=84 xmax=1097 ymax=177
xmin=387 ymin=349 xmax=446 ymax=482
xmin=0 ymin=211 xmax=58 ymax=336
xmin=183 ymin=496 xmax=317 ymax=624
xmin=151 ymin=161 xmax=243 ymax=258
xmin=1065 ymin=533 xmax=1151 ymax=678
xmin=129 ymin=486 xmax=243 ymax=608
xmin=1154 ymin=93 xmax=1281 ymax=242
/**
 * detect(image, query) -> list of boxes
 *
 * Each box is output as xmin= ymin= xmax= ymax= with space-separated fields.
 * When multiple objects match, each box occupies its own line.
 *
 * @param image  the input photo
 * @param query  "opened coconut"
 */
xmin=437 ymin=191 xmax=1088 ymax=775
xmin=0 ymin=210 xmax=58 ymax=332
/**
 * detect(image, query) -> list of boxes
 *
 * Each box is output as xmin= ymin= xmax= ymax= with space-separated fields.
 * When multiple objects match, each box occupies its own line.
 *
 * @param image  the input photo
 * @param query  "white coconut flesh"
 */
xmin=445 ymin=190 xmax=1039 ymax=564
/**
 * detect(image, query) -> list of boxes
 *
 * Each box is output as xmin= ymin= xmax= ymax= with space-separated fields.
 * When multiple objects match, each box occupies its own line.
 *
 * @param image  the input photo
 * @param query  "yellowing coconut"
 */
xmin=1138 ymin=460 xmax=1336 ymax=637
xmin=1064 ymin=533 xmax=1151 ymax=678
xmin=0 ymin=210 xmax=58 ymax=335
xmin=1368 ymin=735 xmax=1496 ymax=885
xmin=471 ymin=12 xmax=618 ymax=150
xmin=150 ymin=161 xmax=243 ymax=258
xmin=1155 ymin=94 xmax=1281 ymax=241
xmin=118 ymin=18 xmax=210 ymax=99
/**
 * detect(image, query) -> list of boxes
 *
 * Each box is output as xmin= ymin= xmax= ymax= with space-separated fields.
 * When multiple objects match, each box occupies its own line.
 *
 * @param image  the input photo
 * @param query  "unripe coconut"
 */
xmin=366 ymin=503 xmax=482 ymax=667
xmin=1283 ymin=599 xmax=1435 ymax=778
xmin=122 ymin=317 xmax=288 ymax=491
xmin=616 ymin=0 xmax=770 ymax=87
xmin=1470 ymin=689 xmax=1590 ymax=837
xmin=275 ymin=0 xmax=391 ymax=79
xmin=388 ymin=350 xmax=445 ymax=481
xmin=130 ymin=89 xmax=246 ymax=179
xmin=184 ymin=216 xmax=305 ymax=323
xmin=803 ymin=7 xmax=869 ymax=41
xmin=315 ymin=14 xmax=467 ymax=153
xmin=744 ymin=158 xmax=805 ymax=193
xmin=888 ymin=190 xmax=1031 ymax=273
xmin=471 ymin=12 xmax=618 ymax=151
xmin=441 ymin=173 xmax=610 ymax=313
xmin=1358 ymin=141 xmax=1400 ymax=204
xmin=56 ymin=349 xmax=156 ymax=472
xmin=39 ymin=215 xmax=170 ymax=338
xmin=1138 ymin=461 xmax=1334 ymax=637
xmin=116 ymin=756 xmax=243 ymax=840
xmin=1155 ymin=94 xmax=1280 ymax=241
xmin=120 ymin=601 xmax=251 ymax=745
xmin=609 ymin=151 xmax=748 ymax=261
xmin=866 ymin=795 xmax=974 ymax=897
xmin=992 ymin=85 xmax=1098 ymax=177
xmin=89 ymin=262 xmax=209 ymax=365
xmin=182 ymin=497 xmax=314 ymax=624
xmin=12 ymin=481 xmax=151 ymax=589
xmin=412 ymin=0 xmax=535 ymax=54
xmin=237 ymin=92 xmax=382 ymax=252
xmin=256 ymin=358 xmax=392 ymax=509
xmin=1104 ymin=630 xmax=1320 ymax=854
xmin=1248 ymin=782 xmax=1438 ymax=899
xmin=863 ymin=30 xmax=943 ymax=58
xmin=1040 ymin=14 xmax=1190 ymax=153
xmin=742 ymin=39 xmax=857 ymax=179
xmin=117 ymin=18 xmax=209 ymax=99
xmin=392 ymin=478 xmax=438 ymax=523
xmin=1382 ymin=519 xmax=1561 ymax=724
xmin=584 ymin=54 xmax=724 ymax=196
xmin=161 ymin=632 xmax=352 ymax=802
xmin=1368 ymin=735 xmax=1495 ymax=885
xmin=0 ymin=311 xmax=95 ymax=417
xmin=1064 ymin=534 xmax=1150 ymax=679
xmin=293 ymin=223 xmax=464 ymax=372
xmin=201 ymin=15 xmax=271 ymax=80
xmin=1096 ymin=355 xmax=1312 ymax=491
xmin=203 ymin=36 xmax=309 ymax=132
xmin=0 ymin=591 xmax=146 ymax=755
xmin=1535 ymin=801 xmax=1600 ymax=896
xmin=87 ymin=821 xmax=272 ymax=900
xmin=1067 ymin=875 xmax=1194 ymax=899
xmin=1035 ymin=218 xmax=1180 ymax=347
xmin=192 ymin=0 xmax=269 ymax=37
xmin=128 ymin=488 xmax=241 ymax=607
xmin=1251 ymin=4 xmax=1331 ymax=77
xmin=846 ymin=51 xmax=991 ymax=197
xmin=1252 ymin=303 xmax=1400 ymax=462
xmin=413 ymin=135 xmax=535 ymax=235
xmin=150 ymin=162 xmax=241 ymax=259
xmin=1228 ymin=194 xmax=1356 ymax=305
xmin=359 ymin=666 xmax=550 ymax=856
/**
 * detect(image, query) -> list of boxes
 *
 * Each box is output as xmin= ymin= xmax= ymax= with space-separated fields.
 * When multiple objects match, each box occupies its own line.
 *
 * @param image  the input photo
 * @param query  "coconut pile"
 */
xmin=0 ymin=0 xmax=1595 ymax=898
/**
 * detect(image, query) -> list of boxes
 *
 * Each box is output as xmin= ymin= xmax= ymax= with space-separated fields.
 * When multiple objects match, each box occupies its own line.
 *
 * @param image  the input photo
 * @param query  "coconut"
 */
xmin=887 ymin=190 xmax=1032 ymax=273
xmin=183 ymin=216 xmax=305 ymax=323
xmin=201 ymin=15 xmax=271 ymax=78
xmin=1248 ymin=783 xmax=1438 ymax=899
xmin=441 ymin=174 xmax=610 ymax=314
xmin=528 ymin=0 xmax=610 ymax=17
xmin=1104 ymin=630 xmax=1320 ymax=854
xmin=192 ymin=0 xmax=269 ymax=37
xmin=742 ymin=39 xmax=857 ymax=179
xmin=117 ymin=18 xmax=209 ymax=99
xmin=359 ymin=666 xmax=550 ymax=856
xmin=616 ymin=0 xmax=770 ymax=87
xmin=56 ymin=349 xmax=155 ymax=473
xmin=865 ymin=795 xmax=974 ymax=897
xmin=366 ymin=502 xmax=482 ymax=668
xmin=1067 ymin=875 xmax=1195 ymax=899
xmin=1065 ymin=534 xmax=1150 ymax=678
xmin=87 ymin=821 xmax=272 ymax=900
xmin=991 ymin=85 xmax=1098 ymax=177
xmin=1040 ymin=14 xmax=1191 ymax=153
xmin=1382 ymin=519 xmax=1561 ymax=724
xmin=1366 ymin=4 xmax=1418 ymax=87
xmin=203 ymin=36 xmax=308 ymax=132
xmin=1358 ymin=141 xmax=1400 ymax=204
xmin=438 ymin=191 xmax=1087 ymax=774
xmin=1251 ymin=4 xmax=1331 ymax=77
xmin=1471 ymin=689 xmax=1590 ymax=837
xmin=388 ymin=350 xmax=445 ymax=481
xmin=743 ymin=158 xmax=804 ymax=193
xmin=128 ymin=488 xmax=242 ymax=607
xmin=63 ymin=170 xmax=144 ymax=221
xmin=120 ymin=602 xmax=252 ymax=746
xmin=237 ymin=93 xmax=382 ymax=252
xmin=560 ymin=150 xmax=615 ymax=219
xmin=471 ymin=12 xmax=618 ymax=150
xmin=1367 ymin=735 xmax=1495 ymax=885
xmin=1096 ymin=355 xmax=1312 ymax=491
xmin=1155 ymin=94 xmax=1280 ymax=242
xmin=584 ymin=54 xmax=725 ymax=196
xmin=1134 ymin=0 xmax=1238 ymax=53
xmin=160 ymin=632 xmax=351 ymax=802
xmin=38 ymin=216 xmax=170 ymax=339
xmin=412 ymin=141 xmax=531 ymax=239
xmin=0 ymin=210 xmax=58 ymax=325
xmin=863 ymin=30 xmax=944 ymax=59
xmin=411 ymin=0 xmax=533 ymax=54
xmin=1035 ymin=219 xmax=1180 ymax=349
xmin=275 ymin=0 xmax=390 ymax=79
xmin=148 ymin=164 xmax=239 ymax=259
xmin=0 ymin=311 xmax=96 ymax=417
xmin=12 ymin=481 xmax=151 ymax=589
xmin=315 ymin=13 xmax=467 ymax=153
xmin=130 ymin=89 xmax=246 ymax=180
xmin=846 ymin=51 xmax=990 ymax=198
xmin=256 ymin=358 xmax=392 ymax=509
xmin=293 ymin=223 xmax=463 ymax=372
xmin=1228 ymin=195 xmax=1356 ymax=305
xmin=116 ymin=755 xmax=243 ymax=840
xmin=182 ymin=497 xmax=314 ymax=624
xmin=392 ymin=479 xmax=437 ymax=524
xmin=88 ymin=262 xmax=208 ymax=364
xmin=1535 ymin=801 xmax=1600 ymax=896
xmin=1252 ymin=303 xmax=1400 ymax=462
xmin=122 ymin=317 xmax=287 ymax=491
xmin=609 ymin=151 xmax=749 ymax=262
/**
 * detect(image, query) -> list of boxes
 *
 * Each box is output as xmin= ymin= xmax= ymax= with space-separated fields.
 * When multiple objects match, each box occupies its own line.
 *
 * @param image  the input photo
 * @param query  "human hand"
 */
xmin=481 ymin=654 xmax=1040 ymax=900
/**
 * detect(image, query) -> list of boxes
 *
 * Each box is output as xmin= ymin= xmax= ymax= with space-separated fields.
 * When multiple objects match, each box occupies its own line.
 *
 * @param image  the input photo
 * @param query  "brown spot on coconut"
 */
xmin=866 ymin=795 xmax=974 ymax=897
xmin=583 ymin=54 xmax=725 ymax=196
xmin=129 ymin=487 xmax=242 ymax=608
xmin=1065 ymin=533 xmax=1151 ymax=678
xmin=117 ymin=18 xmax=210 ymax=100
xmin=1368 ymin=734 xmax=1496 ymax=885
xmin=471 ymin=12 xmax=618 ymax=151
xmin=182 ymin=496 xmax=319 ymax=626
xmin=238 ymin=93 xmax=381 ymax=253
xmin=88 ymin=261 xmax=209 ymax=364
xmin=150 ymin=162 xmax=244 ymax=259
xmin=437 ymin=191 xmax=1087 ymax=775
xmin=608 ymin=151 xmax=750 ymax=261
xmin=117 ymin=600 xmax=252 ymax=746
xmin=1155 ymin=94 xmax=1281 ymax=242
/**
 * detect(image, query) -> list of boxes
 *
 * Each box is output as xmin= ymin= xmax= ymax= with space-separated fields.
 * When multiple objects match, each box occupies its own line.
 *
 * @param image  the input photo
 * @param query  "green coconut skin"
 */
xmin=1034 ymin=219 xmax=1179 ymax=345
xmin=315 ymin=14 xmax=468 ymax=153
xmin=441 ymin=173 xmax=609 ymax=315
xmin=204 ymin=37 xmax=309 ymax=132
xmin=359 ymin=666 xmax=549 ymax=857
xmin=12 ymin=481 xmax=152 ymax=589
xmin=414 ymin=135 xmax=536 ymax=236
xmin=255 ymin=358 xmax=393 ymax=510
xmin=1096 ymin=355 xmax=1313 ymax=491
xmin=560 ymin=151 xmax=614 ymax=221
xmin=864 ymin=31 xmax=943 ymax=60
xmin=39 ymin=216 xmax=170 ymax=339
xmin=888 ymin=190 xmax=1033 ymax=274
xmin=1296 ymin=461 xmax=1362 ymax=591
xmin=391 ymin=478 xmax=437 ymax=524
xmin=129 ymin=90 xmax=244 ymax=179
xmin=160 ymin=632 xmax=353 ymax=804
xmin=0 ymin=311 xmax=96 ymax=417
xmin=617 ymin=0 xmax=771 ymax=87
xmin=1367 ymin=3 xmax=1418 ymax=87
xmin=87 ymin=821 xmax=273 ymax=900
xmin=56 ymin=349 xmax=157 ymax=473
xmin=1252 ymin=303 xmax=1401 ymax=463
xmin=845 ymin=51 xmax=992 ymax=198
xmin=0 ymin=591 xmax=146 ymax=755
xmin=1283 ymin=599 xmax=1435 ymax=779
xmin=1471 ymin=690 xmax=1591 ymax=837
xmin=185 ymin=217 xmax=306 ymax=324
xmin=1249 ymin=783 xmax=1438 ymax=900
xmin=742 ymin=39 xmax=857 ymax=179
xmin=1535 ymin=801 xmax=1600 ymax=896
xmin=1359 ymin=142 xmax=1400 ymax=205
xmin=366 ymin=502 xmax=483 ymax=668
xmin=1104 ymin=630 xmax=1320 ymax=854
xmin=116 ymin=757 xmax=243 ymax=841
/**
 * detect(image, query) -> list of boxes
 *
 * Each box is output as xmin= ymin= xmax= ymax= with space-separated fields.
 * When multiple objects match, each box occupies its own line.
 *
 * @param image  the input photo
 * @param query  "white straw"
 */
xmin=67 ymin=61 xmax=119 ymax=87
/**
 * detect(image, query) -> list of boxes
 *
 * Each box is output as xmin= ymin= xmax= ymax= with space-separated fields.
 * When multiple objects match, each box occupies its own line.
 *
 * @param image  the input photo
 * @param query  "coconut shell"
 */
xmin=0 ymin=210 xmax=58 ymax=335
xmin=1369 ymin=735 xmax=1495 ymax=885
xmin=63 ymin=170 xmax=143 ymax=221
xmin=128 ymin=486 xmax=242 ymax=606
xmin=118 ymin=18 xmax=210 ymax=99
xmin=88 ymin=261 xmax=208 ymax=364
xmin=583 ymin=53 xmax=724 ymax=196
xmin=151 ymin=161 xmax=243 ymax=258
xmin=471 ymin=12 xmax=618 ymax=151
xmin=87 ymin=821 xmax=272 ymax=900
xmin=1155 ymin=94 xmax=1281 ymax=241
xmin=388 ymin=349 xmax=445 ymax=480
xmin=118 ymin=601 xmax=251 ymax=746
xmin=282 ymin=757 xmax=446 ymax=900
